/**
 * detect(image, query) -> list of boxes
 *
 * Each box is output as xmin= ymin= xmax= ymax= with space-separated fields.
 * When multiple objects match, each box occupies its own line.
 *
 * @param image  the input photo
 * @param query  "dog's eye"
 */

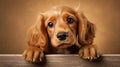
xmin=48 ymin=22 xmax=54 ymax=28
xmin=66 ymin=17 xmax=74 ymax=24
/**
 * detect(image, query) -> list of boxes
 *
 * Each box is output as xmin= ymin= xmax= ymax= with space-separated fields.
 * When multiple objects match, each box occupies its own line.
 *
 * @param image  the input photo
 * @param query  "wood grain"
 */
xmin=0 ymin=54 xmax=120 ymax=67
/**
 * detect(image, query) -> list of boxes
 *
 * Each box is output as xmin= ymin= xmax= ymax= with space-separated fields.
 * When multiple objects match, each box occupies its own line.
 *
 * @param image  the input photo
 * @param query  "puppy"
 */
xmin=23 ymin=6 xmax=100 ymax=62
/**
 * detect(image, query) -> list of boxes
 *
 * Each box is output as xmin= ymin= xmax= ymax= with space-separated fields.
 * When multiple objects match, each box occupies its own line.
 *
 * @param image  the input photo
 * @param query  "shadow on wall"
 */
xmin=0 ymin=0 xmax=120 ymax=54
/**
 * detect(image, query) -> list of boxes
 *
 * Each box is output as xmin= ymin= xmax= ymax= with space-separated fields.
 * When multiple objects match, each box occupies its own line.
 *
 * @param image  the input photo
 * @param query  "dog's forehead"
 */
xmin=45 ymin=6 xmax=76 ymax=16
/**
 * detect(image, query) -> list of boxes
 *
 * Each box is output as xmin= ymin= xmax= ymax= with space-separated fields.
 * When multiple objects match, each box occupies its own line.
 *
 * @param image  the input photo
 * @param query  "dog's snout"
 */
xmin=57 ymin=32 xmax=68 ymax=40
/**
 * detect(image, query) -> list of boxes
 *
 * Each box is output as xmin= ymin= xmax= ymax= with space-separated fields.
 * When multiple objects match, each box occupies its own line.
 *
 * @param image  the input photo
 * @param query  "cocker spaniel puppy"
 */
xmin=23 ymin=6 xmax=100 ymax=62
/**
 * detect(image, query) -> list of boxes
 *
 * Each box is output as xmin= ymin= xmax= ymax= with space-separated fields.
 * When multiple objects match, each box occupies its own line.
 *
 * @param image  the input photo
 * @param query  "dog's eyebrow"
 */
xmin=62 ymin=12 xmax=77 ymax=21
xmin=49 ymin=16 xmax=56 ymax=21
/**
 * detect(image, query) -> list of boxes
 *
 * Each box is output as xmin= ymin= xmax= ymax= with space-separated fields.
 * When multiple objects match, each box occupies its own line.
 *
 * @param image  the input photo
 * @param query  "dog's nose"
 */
xmin=57 ymin=32 xmax=68 ymax=41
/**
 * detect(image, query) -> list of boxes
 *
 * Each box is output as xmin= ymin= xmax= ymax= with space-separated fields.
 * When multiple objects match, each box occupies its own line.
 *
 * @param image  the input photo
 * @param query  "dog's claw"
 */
xmin=97 ymin=55 xmax=100 ymax=58
xmin=40 ymin=58 xmax=42 ymax=62
xmin=87 ymin=57 xmax=90 ymax=59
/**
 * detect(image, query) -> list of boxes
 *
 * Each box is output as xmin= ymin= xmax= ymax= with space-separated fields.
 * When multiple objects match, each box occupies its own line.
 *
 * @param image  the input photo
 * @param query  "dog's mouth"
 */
xmin=57 ymin=43 xmax=73 ymax=48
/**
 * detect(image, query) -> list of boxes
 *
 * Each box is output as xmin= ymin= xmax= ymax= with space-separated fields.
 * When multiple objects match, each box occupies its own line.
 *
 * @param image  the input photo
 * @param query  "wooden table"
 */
xmin=0 ymin=54 xmax=120 ymax=67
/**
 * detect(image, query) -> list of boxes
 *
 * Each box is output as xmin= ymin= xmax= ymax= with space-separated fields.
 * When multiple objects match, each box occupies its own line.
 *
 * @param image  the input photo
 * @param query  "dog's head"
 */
xmin=27 ymin=6 xmax=95 ymax=49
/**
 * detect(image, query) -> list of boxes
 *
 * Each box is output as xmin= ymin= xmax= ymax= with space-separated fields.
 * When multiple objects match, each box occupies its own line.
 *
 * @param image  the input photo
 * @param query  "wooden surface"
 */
xmin=0 ymin=54 xmax=120 ymax=67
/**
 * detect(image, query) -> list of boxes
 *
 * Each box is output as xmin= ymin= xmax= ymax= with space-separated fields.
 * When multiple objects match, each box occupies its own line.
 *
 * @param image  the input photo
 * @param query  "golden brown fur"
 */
xmin=23 ymin=6 xmax=100 ymax=62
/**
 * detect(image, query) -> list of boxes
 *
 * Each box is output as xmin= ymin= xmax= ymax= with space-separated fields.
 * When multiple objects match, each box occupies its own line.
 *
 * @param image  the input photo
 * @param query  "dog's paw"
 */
xmin=23 ymin=46 xmax=44 ymax=63
xmin=79 ymin=45 xmax=100 ymax=61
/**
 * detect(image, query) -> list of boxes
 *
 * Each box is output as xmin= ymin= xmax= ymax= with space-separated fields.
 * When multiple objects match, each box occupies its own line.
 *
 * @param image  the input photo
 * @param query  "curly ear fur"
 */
xmin=77 ymin=12 xmax=95 ymax=46
xmin=27 ymin=14 xmax=48 ymax=51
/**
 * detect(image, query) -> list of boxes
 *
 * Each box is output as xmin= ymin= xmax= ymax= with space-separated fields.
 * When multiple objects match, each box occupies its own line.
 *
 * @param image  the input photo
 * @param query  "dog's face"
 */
xmin=27 ymin=6 xmax=95 ymax=50
xmin=44 ymin=7 xmax=78 ymax=48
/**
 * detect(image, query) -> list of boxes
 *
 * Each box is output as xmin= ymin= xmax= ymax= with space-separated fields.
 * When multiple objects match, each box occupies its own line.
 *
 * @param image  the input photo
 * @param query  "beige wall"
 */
xmin=0 ymin=0 xmax=120 ymax=54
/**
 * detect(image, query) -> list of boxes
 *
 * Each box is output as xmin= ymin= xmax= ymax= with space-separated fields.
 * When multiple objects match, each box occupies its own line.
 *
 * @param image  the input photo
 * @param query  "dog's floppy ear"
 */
xmin=27 ymin=14 xmax=48 ymax=50
xmin=77 ymin=12 xmax=95 ymax=46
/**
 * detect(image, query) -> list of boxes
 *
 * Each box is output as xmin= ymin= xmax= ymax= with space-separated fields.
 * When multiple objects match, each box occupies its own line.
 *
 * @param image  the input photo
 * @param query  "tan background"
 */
xmin=0 ymin=0 xmax=120 ymax=54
